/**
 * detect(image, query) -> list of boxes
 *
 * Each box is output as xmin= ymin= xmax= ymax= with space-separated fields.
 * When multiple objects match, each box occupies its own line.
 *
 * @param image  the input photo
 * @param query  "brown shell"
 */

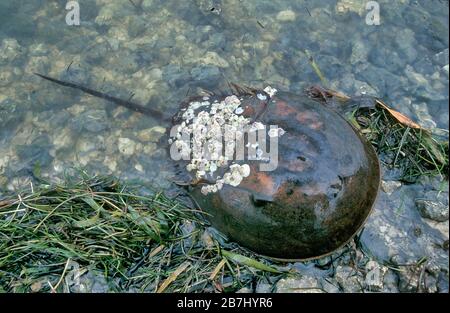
xmin=176 ymin=90 xmax=380 ymax=261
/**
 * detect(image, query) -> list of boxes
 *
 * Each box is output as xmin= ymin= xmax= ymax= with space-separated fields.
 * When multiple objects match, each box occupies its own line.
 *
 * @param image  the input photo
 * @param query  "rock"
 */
xmin=148 ymin=68 xmax=163 ymax=81
xmin=118 ymin=137 xmax=138 ymax=156
xmin=437 ymin=271 xmax=449 ymax=292
xmin=200 ymin=229 xmax=215 ymax=248
xmin=255 ymin=283 xmax=272 ymax=293
xmin=28 ymin=43 xmax=49 ymax=57
xmin=236 ymin=287 xmax=252 ymax=293
xmin=321 ymin=280 xmax=340 ymax=293
xmin=141 ymin=0 xmax=155 ymax=10
xmin=26 ymin=56 xmax=50 ymax=78
xmin=396 ymin=264 xmax=422 ymax=292
xmin=127 ymin=16 xmax=147 ymax=38
xmin=73 ymin=109 xmax=109 ymax=133
xmin=381 ymin=180 xmax=402 ymax=195
xmin=82 ymin=41 xmax=110 ymax=65
xmin=60 ymin=67 xmax=92 ymax=86
xmin=195 ymin=0 xmax=222 ymax=16
xmin=382 ymin=270 xmax=399 ymax=293
xmin=416 ymin=191 xmax=449 ymax=222
xmin=32 ymin=82 xmax=78 ymax=112
xmin=14 ymin=138 xmax=54 ymax=173
xmin=0 ymin=38 xmax=23 ymax=65
xmin=276 ymin=276 xmax=324 ymax=293
xmin=350 ymin=41 xmax=369 ymax=65
xmin=142 ymin=143 xmax=158 ymax=155
xmin=442 ymin=64 xmax=449 ymax=75
xmin=432 ymin=48 xmax=449 ymax=67
xmin=0 ymin=98 xmax=23 ymax=129
xmin=110 ymin=50 xmax=140 ymax=75
xmin=335 ymin=0 xmax=365 ymax=15
xmin=315 ymin=256 xmax=332 ymax=268
xmin=334 ymin=265 xmax=363 ymax=292
xmin=95 ymin=3 xmax=132 ymax=26
xmin=361 ymin=183 xmax=449 ymax=281
xmin=413 ymin=57 xmax=435 ymax=76
xmin=395 ymin=29 xmax=418 ymax=63
xmin=201 ymin=51 xmax=229 ymax=68
xmin=0 ymin=67 xmax=17 ymax=87
xmin=405 ymin=65 xmax=428 ymax=86
xmin=134 ymin=163 xmax=144 ymax=172
xmin=68 ymin=268 xmax=110 ymax=293
xmin=137 ymin=126 xmax=166 ymax=142
xmin=276 ymin=10 xmax=296 ymax=22
xmin=52 ymin=127 xmax=74 ymax=149
xmin=163 ymin=64 xmax=191 ymax=88
xmin=424 ymin=274 xmax=439 ymax=293
xmin=412 ymin=102 xmax=438 ymax=129
xmin=190 ymin=65 xmax=221 ymax=89
xmin=104 ymin=156 xmax=117 ymax=172
xmin=365 ymin=261 xmax=387 ymax=291
xmin=76 ymin=135 xmax=105 ymax=154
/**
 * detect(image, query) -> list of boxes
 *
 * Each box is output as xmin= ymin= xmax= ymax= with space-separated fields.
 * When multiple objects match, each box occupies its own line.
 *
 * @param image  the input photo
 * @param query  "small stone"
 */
xmin=134 ymin=163 xmax=144 ymax=172
xmin=315 ymin=256 xmax=332 ymax=267
xmin=104 ymin=156 xmax=117 ymax=172
xmin=0 ymin=98 xmax=22 ymax=128
xmin=335 ymin=0 xmax=365 ymax=15
xmin=365 ymin=261 xmax=387 ymax=291
xmin=396 ymin=265 xmax=422 ymax=292
xmin=416 ymin=195 xmax=449 ymax=222
xmin=432 ymin=49 xmax=449 ymax=67
xmin=141 ymin=0 xmax=155 ymax=10
xmin=79 ymin=109 xmax=109 ymax=133
xmin=142 ymin=143 xmax=158 ymax=155
xmin=137 ymin=126 xmax=166 ymax=142
xmin=0 ymin=67 xmax=15 ymax=87
xmin=276 ymin=276 xmax=324 ymax=293
xmin=236 ymin=287 xmax=252 ymax=293
xmin=0 ymin=38 xmax=23 ymax=65
xmin=28 ymin=43 xmax=48 ymax=57
xmin=256 ymin=283 xmax=272 ymax=293
xmin=190 ymin=65 xmax=221 ymax=88
xmin=276 ymin=10 xmax=296 ymax=22
xmin=321 ymin=280 xmax=340 ymax=293
xmin=202 ymin=51 xmax=229 ymax=68
xmin=350 ymin=41 xmax=369 ymax=65
xmin=118 ymin=138 xmax=137 ymax=156
xmin=334 ymin=265 xmax=363 ymax=292
xmin=30 ymin=281 xmax=43 ymax=293
xmin=381 ymin=180 xmax=402 ymax=195
xmin=382 ymin=270 xmax=399 ymax=293
xmin=201 ymin=229 xmax=215 ymax=248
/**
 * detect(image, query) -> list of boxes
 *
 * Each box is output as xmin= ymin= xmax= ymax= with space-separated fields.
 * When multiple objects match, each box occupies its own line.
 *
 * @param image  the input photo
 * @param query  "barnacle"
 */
xmin=170 ymin=87 xmax=284 ymax=195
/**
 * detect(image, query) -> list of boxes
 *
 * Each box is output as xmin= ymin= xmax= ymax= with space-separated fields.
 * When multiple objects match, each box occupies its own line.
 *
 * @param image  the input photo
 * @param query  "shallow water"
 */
xmin=0 ymin=0 xmax=448 ymax=292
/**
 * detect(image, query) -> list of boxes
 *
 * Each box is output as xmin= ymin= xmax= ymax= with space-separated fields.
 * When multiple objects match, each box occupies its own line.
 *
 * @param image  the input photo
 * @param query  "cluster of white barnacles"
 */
xmin=169 ymin=87 xmax=285 ymax=195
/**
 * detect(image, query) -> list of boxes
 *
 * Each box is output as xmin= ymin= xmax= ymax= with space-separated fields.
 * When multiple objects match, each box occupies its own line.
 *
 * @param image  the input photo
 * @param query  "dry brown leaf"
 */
xmin=148 ymin=245 xmax=165 ymax=258
xmin=30 ymin=281 xmax=42 ymax=292
xmin=156 ymin=261 xmax=191 ymax=293
xmin=0 ymin=200 xmax=12 ymax=208
xmin=209 ymin=258 xmax=226 ymax=281
xmin=375 ymin=99 xmax=423 ymax=129
xmin=308 ymin=86 xmax=424 ymax=130
xmin=213 ymin=280 xmax=223 ymax=292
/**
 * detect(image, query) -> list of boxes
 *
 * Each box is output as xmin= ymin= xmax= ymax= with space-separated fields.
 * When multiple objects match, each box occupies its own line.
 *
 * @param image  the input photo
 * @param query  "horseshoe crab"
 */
xmin=35 ymin=73 xmax=380 ymax=261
